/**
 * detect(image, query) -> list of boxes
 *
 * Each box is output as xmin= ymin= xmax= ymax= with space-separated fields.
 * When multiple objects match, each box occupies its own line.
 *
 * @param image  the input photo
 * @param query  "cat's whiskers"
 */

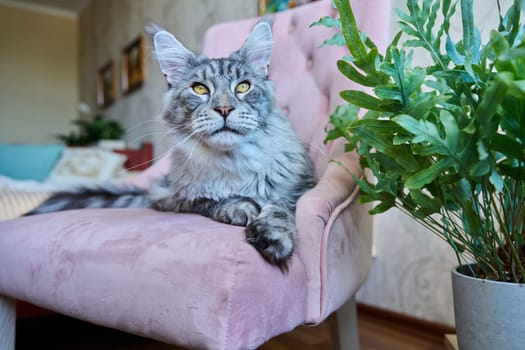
xmin=124 ymin=129 xmax=198 ymax=172
xmin=269 ymin=124 xmax=328 ymax=157
xmin=176 ymin=131 xmax=202 ymax=174
xmin=169 ymin=130 xmax=201 ymax=150
xmin=131 ymin=130 xmax=172 ymax=144
xmin=127 ymin=118 xmax=166 ymax=133
xmin=122 ymin=145 xmax=176 ymax=172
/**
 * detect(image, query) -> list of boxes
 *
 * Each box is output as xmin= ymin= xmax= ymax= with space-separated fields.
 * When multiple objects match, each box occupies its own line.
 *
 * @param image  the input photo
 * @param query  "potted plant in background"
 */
xmin=315 ymin=0 xmax=524 ymax=348
xmin=57 ymin=103 xmax=125 ymax=148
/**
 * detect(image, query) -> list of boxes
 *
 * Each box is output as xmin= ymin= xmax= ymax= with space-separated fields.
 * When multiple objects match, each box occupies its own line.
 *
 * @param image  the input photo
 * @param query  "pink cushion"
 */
xmin=0 ymin=1 xmax=391 ymax=349
xmin=0 ymin=209 xmax=307 ymax=348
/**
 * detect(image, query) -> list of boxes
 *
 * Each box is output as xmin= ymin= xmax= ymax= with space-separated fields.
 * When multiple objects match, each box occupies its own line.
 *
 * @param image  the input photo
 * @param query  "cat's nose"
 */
xmin=214 ymin=106 xmax=235 ymax=118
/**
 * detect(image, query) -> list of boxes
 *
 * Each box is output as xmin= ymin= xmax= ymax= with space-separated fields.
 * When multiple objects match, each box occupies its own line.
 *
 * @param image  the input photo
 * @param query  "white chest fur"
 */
xmin=150 ymin=113 xmax=309 ymax=207
xmin=164 ymin=135 xmax=280 ymax=202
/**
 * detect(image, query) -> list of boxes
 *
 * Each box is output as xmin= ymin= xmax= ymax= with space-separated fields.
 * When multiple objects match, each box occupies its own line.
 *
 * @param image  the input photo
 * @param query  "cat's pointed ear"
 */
xmin=240 ymin=19 xmax=273 ymax=76
xmin=147 ymin=24 xmax=195 ymax=78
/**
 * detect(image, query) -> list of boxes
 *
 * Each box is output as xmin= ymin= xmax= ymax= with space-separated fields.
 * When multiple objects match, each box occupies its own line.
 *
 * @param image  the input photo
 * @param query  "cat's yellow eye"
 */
xmin=235 ymin=81 xmax=251 ymax=94
xmin=192 ymin=83 xmax=209 ymax=95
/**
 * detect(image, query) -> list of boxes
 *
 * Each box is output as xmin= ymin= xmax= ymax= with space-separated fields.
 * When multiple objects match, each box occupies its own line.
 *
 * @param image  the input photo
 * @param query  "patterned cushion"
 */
xmin=47 ymin=148 xmax=127 ymax=185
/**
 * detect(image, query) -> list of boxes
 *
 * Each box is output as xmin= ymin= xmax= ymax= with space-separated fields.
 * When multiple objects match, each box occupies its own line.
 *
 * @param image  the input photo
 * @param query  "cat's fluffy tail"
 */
xmin=24 ymin=184 xmax=151 ymax=215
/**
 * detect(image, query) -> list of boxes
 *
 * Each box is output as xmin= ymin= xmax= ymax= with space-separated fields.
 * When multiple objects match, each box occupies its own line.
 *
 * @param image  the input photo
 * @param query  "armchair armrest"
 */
xmin=296 ymin=138 xmax=371 ymax=324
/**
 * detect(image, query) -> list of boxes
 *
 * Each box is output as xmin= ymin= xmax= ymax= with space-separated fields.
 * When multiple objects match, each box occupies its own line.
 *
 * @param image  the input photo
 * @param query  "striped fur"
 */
xmin=25 ymin=184 xmax=150 ymax=215
xmin=29 ymin=21 xmax=316 ymax=269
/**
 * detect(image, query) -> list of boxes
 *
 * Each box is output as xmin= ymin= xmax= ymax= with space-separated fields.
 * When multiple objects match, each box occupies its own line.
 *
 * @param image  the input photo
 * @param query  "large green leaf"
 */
xmin=491 ymin=133 xmax=524 ymax=160
xmin=340 ymin=90 xmax=385 ymax=111
xmin=333 ymin=0 xmax=368 ymax=65
xmin=392 ymin=112 xmax=459 ymax=156
xmin=509 ymin=80 xmax=525 ymax=99
xmin=324 ymin=104 xmax=360 ymax=143
xmin=446 ymin=36 xmax=465 ymax=65
xmin=439 ymin=110 xmax=460 ymax=151
xmin=488 ymin=30 xmax=510 ymax=58
xmin=369 ymin=200 xmax=397 ymax=215
xmin=475 ymin=72 xmax=511 ymax=136
xmin=374 ymin=85 xmax=403 ymax=101
xmin=310 ymin=16 xmax=341 ymax=29
xmin=351 ymin=118 xmax=400 ymax=134
xmin=469 ymin=159 xmax=491 ymax=177
xmin=321 ymin=33 xmax=346 ymax=47
xmin=406 ymin=157 xmax=455 ymax=189
xmin=462 ymin=199 xmax=482 ymax=236
xmin=351 ymin=125 xmax=420 ymax=172
xmin=337 ymin=60 xmax=377 ymax=87
xmin=409 ymin=188 xmax=442 ymax=214
xmin=461 ymin=0 xmax=480 ymax=81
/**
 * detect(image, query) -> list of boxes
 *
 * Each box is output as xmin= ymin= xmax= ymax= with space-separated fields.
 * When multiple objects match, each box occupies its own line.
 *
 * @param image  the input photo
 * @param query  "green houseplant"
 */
xmin=316 ymin=0 xmax=524 ymax=348
xmin=317 ymin=0 xmax=524 ymax=282
xmin=57 ymin=105 xmax=124 ymax=146
xmin=57 ymin=116 xmax=125 ymax=146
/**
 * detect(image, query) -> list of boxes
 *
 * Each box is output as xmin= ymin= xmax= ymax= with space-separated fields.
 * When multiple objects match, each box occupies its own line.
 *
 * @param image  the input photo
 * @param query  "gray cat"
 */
xmin=27 ymin=21 xmax=316 ymax=269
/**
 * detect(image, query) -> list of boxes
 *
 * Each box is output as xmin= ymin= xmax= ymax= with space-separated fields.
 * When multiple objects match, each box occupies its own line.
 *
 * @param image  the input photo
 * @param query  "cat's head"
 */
xmin=149 ymin=21 xmax=274 ymax=151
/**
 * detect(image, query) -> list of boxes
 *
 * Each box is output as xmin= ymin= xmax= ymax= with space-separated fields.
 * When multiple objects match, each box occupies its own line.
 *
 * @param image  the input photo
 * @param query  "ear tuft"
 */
xmin=151 ymin=28 xmax=195 ymax=79
xmin=145 ymin=23 xmax=163 ymax=40
xmin=240 ymin=20 xmax=273 ymax=76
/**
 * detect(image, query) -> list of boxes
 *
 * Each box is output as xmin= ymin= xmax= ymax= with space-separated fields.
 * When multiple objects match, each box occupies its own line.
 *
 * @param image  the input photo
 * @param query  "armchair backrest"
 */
xmin=203 ymin=0 xmax=390 ymax=178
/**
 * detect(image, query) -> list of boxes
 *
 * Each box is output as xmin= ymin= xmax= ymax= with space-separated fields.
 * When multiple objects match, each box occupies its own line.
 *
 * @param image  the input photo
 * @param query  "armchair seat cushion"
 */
xmin=0 ymin=209 xmax=308 ymax=349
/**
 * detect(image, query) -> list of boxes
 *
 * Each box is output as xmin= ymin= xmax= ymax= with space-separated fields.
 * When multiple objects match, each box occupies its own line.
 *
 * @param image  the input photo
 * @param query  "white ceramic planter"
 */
xmin=452 ymin=265 xmax=525 ymax=350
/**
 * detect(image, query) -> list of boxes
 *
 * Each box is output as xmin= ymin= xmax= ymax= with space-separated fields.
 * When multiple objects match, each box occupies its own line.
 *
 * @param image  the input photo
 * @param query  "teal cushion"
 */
xmin=0 ymin=144 xmax=64 ymax=181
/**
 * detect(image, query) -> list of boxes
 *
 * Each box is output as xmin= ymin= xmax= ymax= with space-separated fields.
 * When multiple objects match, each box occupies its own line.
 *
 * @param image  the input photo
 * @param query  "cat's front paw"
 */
xmin=151 ymin=196 xmax=177 ymax=212
xmin=245 ymin=206 xmax=295 ymax=271
xmin=213 ymin=197 xmax=261 ymax=226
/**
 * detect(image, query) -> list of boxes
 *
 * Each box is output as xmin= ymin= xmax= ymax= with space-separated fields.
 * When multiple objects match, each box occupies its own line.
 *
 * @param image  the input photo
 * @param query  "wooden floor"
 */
xmin=15 ymin=304 xmax=452 ymax=350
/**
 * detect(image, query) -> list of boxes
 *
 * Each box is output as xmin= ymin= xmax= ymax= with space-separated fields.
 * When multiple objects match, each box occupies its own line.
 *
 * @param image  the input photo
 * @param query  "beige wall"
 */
xmin=78 ymin=0 xmax=258 ymax=156
xmin=0 ymin=4 xmax=77 ymax=144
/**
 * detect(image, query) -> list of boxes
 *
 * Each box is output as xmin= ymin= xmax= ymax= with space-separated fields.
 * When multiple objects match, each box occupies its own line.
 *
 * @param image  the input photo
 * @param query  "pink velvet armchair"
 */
xmin=0 ymin=1 xmax=391 ymax=349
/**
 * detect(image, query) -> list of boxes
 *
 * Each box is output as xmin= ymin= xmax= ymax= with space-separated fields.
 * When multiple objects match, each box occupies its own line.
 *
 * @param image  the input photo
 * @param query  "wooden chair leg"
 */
xmin=331 ymin=296 xmax=359 ymax=350
xmin=0 ymin=295 xmax=15 ymax=350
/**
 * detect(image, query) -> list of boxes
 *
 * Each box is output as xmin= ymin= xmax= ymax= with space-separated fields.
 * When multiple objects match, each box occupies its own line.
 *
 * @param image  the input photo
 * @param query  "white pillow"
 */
xmin=46 ymin=147 xmax=127 ymax=185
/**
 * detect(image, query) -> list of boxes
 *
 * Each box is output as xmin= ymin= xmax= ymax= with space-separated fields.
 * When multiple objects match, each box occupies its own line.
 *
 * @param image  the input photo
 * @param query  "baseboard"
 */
xmin=356 ymin=302 xmax=456 ymax=344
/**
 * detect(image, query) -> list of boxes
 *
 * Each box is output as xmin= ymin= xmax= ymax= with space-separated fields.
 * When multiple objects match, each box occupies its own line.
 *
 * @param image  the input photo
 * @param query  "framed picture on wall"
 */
xmin=96 ymin=61 xmax=116 ymax=108
xmin=121 ymin=35 xmax=145 ymax=94
xmin=258 ymin=0 xmax=317 ymax=14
